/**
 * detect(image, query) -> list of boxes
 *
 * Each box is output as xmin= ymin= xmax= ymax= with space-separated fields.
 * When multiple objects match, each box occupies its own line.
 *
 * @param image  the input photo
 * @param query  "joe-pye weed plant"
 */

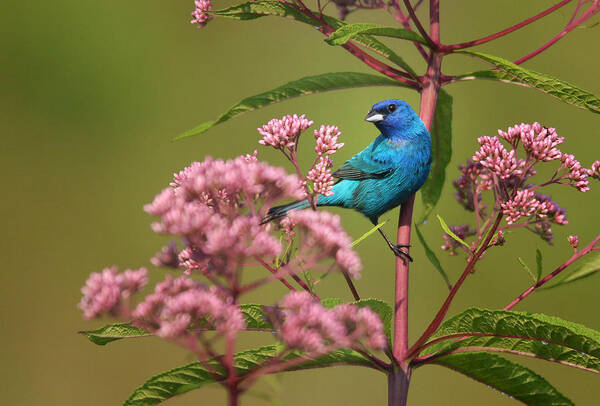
xmin=79 ymin=1 xmax=600 ymax=405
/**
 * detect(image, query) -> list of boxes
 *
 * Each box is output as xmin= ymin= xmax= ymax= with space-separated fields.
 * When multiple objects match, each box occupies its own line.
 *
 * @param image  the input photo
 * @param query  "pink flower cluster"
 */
xmin=133 ymin=275 xmax=245 ymax=339
xmin=258 ymin=115 xmax=345 ymax=198
xmin=286 ymin=210 xmax=362 ymax=279
xmin=500 ymin=189 xmax=554 ymax=224
xmin=449 ymin=122 xmax=598 ymax=247
xmin=79 ymin=267 xmax=148 ymax=319
xmin=145 ymin=156 xmax=304 ymax=274
xmin=560 ymin=154 xmax=590 ymax=192
xmin=277 ymin=292 xmax=386 ymax=352
xmin=306 ymin=156 xmax=335 ymax=196
xmin=472 ymin=136 xmax=522 ymax=180
xmin=190 ymin=0 xmax=213 ymax=29
xmin=258 ymin=114 xmax=314 ymax=151
xmin=314 ymin=125 xmax=344 ymax=156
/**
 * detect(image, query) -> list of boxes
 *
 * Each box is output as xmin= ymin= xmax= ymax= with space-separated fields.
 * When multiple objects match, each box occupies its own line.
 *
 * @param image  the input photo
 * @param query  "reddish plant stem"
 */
xmin=402 ymin=0 xmax=437 ymax=48
xmin=389 ymin=2 xmax=441 ymax=404
xmin=387 ymin=1 xmax=429 ymax=60
xmin=254 ymin=256 xmax=297 ymax=292
xmin=513 ymin=1 xmax=600 ymax=65
xmin=406 ymin=213 xmax=503 ymax=359
xmin=504 ymin=233 xmax=600 ymax=310
xmin=342 ymin=269 xmax=361 ymax=301
xmin=442 ymin=0 xmax=573 ymax=51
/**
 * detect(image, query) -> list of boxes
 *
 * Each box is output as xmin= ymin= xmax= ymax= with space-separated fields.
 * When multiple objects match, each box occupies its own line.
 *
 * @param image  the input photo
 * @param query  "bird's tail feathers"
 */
xmin=261 ymin=200 xmax=310 ymax=224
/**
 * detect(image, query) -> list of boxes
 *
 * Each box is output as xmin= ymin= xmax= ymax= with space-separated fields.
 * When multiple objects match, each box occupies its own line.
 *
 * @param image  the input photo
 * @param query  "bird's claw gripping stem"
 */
xmin=390 ymin=244 xmax=413 ymax=264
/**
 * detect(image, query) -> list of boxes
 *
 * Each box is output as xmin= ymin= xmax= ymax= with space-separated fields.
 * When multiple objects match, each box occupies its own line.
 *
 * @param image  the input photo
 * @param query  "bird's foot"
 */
xmin=389 ymin=244 xmax=413 ymax=264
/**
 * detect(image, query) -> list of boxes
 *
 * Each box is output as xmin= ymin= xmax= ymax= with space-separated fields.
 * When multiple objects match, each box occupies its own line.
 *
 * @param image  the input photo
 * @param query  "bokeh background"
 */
xmin=2 ymin=1 xmax=599 ymax=405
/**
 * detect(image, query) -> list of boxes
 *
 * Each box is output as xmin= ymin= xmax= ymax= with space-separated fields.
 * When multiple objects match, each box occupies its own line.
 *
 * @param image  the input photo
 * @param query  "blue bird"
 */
xmin=265 ymin=99 xmax=432 ymax=262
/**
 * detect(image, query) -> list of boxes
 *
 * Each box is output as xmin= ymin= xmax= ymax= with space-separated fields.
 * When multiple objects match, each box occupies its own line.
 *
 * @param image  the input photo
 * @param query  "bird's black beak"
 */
xmin=365 ymin=109 xmax=385 ymax=123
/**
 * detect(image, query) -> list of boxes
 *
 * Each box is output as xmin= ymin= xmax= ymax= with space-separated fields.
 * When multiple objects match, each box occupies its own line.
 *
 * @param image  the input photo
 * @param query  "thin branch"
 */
xmin=386 ymin=1 xmax=429 ymax=60
xmin=504 ymin=233 xmax=600 ymax=310
xmin=406 ymin=213 xmax=503 ymax=359
xmin=402 ymin=0 xmax=437 ymax=48
xmin=254 ymin=256 xmax=297 ymax=292
xmin=514 ymin=0 xmax=600 ymax=65
xmin=443 ymin=0 xmax=574 ymax=51
xmin=342 ymin=268 xmax=361 ymax=301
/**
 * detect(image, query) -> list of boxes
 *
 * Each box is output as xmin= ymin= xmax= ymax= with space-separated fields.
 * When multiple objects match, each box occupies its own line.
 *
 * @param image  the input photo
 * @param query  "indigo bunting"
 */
xmin=266 ymin=99 xmax=432 ymax=262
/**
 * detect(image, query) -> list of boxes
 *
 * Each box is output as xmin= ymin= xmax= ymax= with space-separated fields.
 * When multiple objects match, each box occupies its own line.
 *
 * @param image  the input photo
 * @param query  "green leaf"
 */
xmin=81 ymin=305 xmax=274 ymax=346
xmin=211 ymin=1 xmax=313 ymax=24
xmin=325 ymin=23 xmax=428 ymax=47
xmin=423 ymin=308 xmax=600 ymax=374
xmin=351 ymin=220 xmax=388 ymax=248
xmin=176 ymin=72 xmax=402 ymax=140
xmin=419 ymin=89 xmax=453 ymax=222
xmin=434 ymin=352 xmax=573 ymax=405
xmin=211 ymin=1 xmax=418 ymax=77
xmin=459 ymin=51 xmax=600 ymax=114
xmin=453 ymin=69 xmax=527 ymax=85
xmin=355 ymin=298 xmax=393 ymax=345
xmin=123 ymin=345 xmax=373 ymax=405
xmin=545 ymin=251 xmax=600 ymax=289
xmin=321 ymin=297 xmax=344 ymax=308
xmin=436 ymin=214 xmax=470 ymax=250
xmin=79 ymin=323 xmax=150 ymax=346
xmin=518 ymin=257 xmax=538 ymax=283
xmin=536 ymin=248 xmax=543 ymax=282
xmin=414 ymin=224 xmax=452 ymax=290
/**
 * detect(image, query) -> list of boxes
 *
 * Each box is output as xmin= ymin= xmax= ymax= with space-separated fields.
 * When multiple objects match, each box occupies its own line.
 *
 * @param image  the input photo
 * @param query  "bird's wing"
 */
xmin=332 ymin=156 xmax=393 ymax=181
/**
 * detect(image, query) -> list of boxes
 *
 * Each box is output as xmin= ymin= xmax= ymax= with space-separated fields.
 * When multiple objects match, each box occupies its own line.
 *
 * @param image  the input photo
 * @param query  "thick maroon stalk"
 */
xmin=389 ymin=2 xmax=441 ymax=404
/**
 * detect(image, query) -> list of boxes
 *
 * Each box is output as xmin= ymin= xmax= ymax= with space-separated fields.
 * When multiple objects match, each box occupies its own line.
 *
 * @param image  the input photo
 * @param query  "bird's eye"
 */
xmin=387 ymin=104 xmax=397 ymax=113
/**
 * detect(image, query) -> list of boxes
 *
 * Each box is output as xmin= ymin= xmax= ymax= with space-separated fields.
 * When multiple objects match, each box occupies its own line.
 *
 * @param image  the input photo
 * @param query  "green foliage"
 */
xmin=176 ymin=72 xmax=401 ymax=140
xmin=211 ymin=0 xmax=313 ymax=23
xmin=536 ymin=248 xmax=543 ymax=282
xmin=434 ymin=352 xmax=573 ymax=405
xmin=545 ymin=251 xmax=600 ymax=289
xmin=460 ymin=51 xmax=600 ymax=114
xmin=414 ymin=224 xmax=452 ymax=290
xmin=419 ymin=89 xmax=453 ymax=223
xmin=325 ymin=23 xmax=428 ymax=46
xmin=79 ymin=323 xmax=150 ymax=345
xmin=423 ymin=308 xmax=600 ymax=374
xmin=436 ymin=214 xmax=470 ymax=249
xmin=123 ymin=344 xmax=373 ymax=406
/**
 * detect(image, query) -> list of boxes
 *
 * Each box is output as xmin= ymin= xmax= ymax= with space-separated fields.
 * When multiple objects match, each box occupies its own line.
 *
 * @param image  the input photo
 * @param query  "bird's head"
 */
xmin=364 ymin=99 xmax=420 ymax=134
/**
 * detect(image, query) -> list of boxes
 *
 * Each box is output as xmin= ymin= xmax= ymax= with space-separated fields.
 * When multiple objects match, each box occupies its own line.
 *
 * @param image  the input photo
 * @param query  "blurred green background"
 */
xmin=2 ymin=1 xmax=599 ymax=405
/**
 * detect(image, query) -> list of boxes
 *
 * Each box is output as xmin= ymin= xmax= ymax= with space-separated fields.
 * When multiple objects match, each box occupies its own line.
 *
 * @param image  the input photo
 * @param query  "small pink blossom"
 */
xmin=133 ymin=275 xmax=245 ymax=339
xmin=560 ymin=154 xmax=590 ymax=192
xmin=314 ymin=125 xmax=344 ymax=156
xmin=501 ymin=190 xmax=552 ymax=224
xmin=472 ymin=136 xmax=520 ymax=179
xmin=306 ymin=156 xmax=335 ymax=196
xmin=588 ymin=160 xmax=600 ymax=180
xmin=258 ymin=114 xmax=313 ymax=150
xmin=568 ymin=235 xmax=579 ymax=249
xmin=190 ymin=0 xmax=212 ymax=28
xmin=277 ymin=292 xmax=385 ymax=352
xmin=79 ymin=266 xmax=148 ymax=319
xmin=286 ymin=210 xmax=362 ymax=278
